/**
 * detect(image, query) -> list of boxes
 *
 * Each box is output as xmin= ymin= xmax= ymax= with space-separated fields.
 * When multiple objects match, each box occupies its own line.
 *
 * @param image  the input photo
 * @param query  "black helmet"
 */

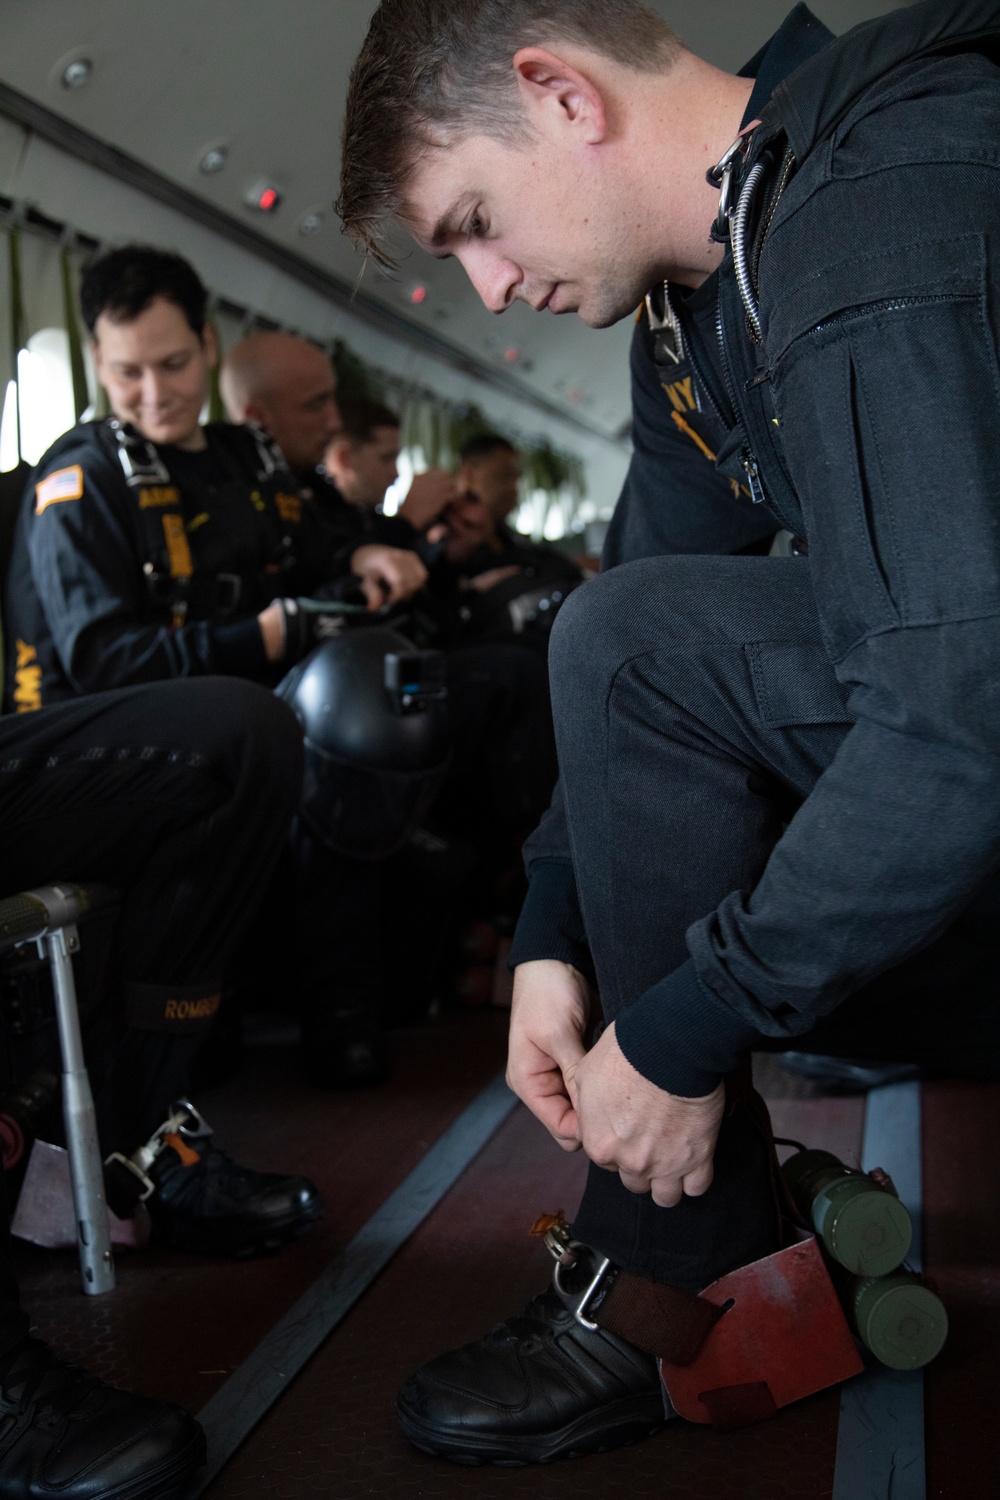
xmin=276 ymin=628 xmax=450 ymax=860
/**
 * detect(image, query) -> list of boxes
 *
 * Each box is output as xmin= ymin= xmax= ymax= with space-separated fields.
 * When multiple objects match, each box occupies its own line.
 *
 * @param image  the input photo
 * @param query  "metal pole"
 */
xmin=46 ymin=925 xmax=116 ymax=1295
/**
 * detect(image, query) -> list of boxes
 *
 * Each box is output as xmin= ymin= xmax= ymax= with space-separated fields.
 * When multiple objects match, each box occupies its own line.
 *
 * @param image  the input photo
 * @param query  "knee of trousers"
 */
xmin=548 ymin=560 xmax=696 ymax=716
xmin=162 ymin=678 xmax=304 ymax=816
xmin=548 ymin=554 xmax=820 ymax=724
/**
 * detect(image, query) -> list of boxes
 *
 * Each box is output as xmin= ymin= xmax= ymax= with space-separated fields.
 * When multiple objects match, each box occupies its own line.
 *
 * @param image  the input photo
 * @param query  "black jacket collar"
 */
xmin=739 ymin=4 xmax=833 ymax=127
xmin=765 ymin=0 xmax=1000 ymax=160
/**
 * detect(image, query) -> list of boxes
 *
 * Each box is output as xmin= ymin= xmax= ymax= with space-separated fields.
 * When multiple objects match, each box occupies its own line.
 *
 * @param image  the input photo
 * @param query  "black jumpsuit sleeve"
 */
xmin=24 ymin=442 xmax=267 ymax=691
xmin=508 ymin=775 xmax=594 ymax=981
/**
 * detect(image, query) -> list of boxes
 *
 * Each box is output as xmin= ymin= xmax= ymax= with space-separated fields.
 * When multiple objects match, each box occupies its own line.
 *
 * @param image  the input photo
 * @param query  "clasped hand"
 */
xmin=506 ymin=960 xmax=725 ymax=1209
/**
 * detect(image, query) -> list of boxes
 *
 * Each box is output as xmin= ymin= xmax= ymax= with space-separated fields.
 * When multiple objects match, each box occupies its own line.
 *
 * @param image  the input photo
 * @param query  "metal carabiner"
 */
xmin=707 ymin=135 xmax=747 ymax=241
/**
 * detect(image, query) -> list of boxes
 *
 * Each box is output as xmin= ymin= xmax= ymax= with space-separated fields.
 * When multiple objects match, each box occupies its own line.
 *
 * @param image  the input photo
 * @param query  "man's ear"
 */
xmin=90 ymin=338 xmax=106 ymax=387
xmin=242 ymin=396 xmax=269 ymax=428
xmin=325 ymin=436 xmax=352 ymax=473
xmin=512 ymin=47 xmax=607 ymax=144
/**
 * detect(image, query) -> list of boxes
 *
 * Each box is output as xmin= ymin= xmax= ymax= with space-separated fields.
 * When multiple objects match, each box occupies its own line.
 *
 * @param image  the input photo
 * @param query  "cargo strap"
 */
xmin=533 ymin=1212 xmax=723 ymax=1366
xmin=585 ymin=1261 xmax=725 ymax=1365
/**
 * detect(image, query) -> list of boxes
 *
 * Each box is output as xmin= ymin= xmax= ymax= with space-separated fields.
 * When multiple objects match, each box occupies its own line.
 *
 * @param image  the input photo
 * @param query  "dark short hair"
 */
xmin=338 ymin=398 xmax=401 ymax=445
xmin=81 ymin=246 xmax=208 ymax=336
xmin=338 ymin=0 xmax=680 ymax=262
xmin=458 ymin=432 xmax=518 ymax=465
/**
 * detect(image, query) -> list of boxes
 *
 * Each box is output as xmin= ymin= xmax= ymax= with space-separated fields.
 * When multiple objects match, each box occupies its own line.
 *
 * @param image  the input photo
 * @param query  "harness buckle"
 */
xmin=108 ymin=420 xmax=172 ymax=487
xmin=556 ymin=1254 xmax=615 ymax=1332
xmin=707 ymin=135 xmax=747 ymax=240
xmin=103 ymin=1099 xmax=210 ymax=1212
xmin=531 ymin=1210 xmax=578 ymax=1267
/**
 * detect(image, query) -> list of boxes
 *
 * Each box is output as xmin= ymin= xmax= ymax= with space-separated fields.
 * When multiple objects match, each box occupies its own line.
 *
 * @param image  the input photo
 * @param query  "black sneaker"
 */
xmin=0 ymin=1331 xmax=205 ymax=1499
xmin=147 ymin=1102 xmax=323 ymax=1258
xmin=397 ymin=1244 xmax=666 ymax=1466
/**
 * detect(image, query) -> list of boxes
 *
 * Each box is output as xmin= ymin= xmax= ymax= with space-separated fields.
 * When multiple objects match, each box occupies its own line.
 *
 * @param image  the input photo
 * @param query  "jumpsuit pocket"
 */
xmin=746 ymin=641 xmax=853 ymax=729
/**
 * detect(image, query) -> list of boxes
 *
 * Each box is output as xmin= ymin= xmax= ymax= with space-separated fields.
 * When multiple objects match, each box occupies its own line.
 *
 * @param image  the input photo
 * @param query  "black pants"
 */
xmin=0 ymin=678 xmax=303 ymax=1153
xmin=543 ymin=556 xmax=999 ymax=1287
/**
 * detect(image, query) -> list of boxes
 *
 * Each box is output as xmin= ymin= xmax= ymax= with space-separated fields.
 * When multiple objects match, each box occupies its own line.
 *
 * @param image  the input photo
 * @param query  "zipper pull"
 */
xmin=741 ymin=449 xmax=767 ymax=505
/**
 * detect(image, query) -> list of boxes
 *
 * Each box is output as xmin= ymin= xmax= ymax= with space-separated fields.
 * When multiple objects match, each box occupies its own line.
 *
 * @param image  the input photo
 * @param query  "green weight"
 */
xmin=848 ymin=1275 xmax=949 ymax=1370
xmin=813 ymin=1175 xmax=912 ymax=1277
xmin=782 ymin=1148 xmax=912 ymax=1277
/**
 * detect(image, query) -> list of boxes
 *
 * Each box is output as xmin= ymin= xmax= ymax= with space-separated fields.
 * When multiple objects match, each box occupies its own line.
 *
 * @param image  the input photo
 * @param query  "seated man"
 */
xmin=319 ymin=395 xmax=458 ymax=561
xmin=4 ymin=251 xmax=426 ymax=713
xmin=3 ymin=246 xmax=410 ymax=1089
xmin=435 ymin=474 xmax=583 ymax=652
xmin=223 ymin=355 xmax=561 ymax=998
xmin=340 ymin=0 xmax=1000 ymax=1466
xmin=324 ymin=406 xmax=582 ymax=652
xmin=454 ymin=432 xmax=522 ymax=524
xmin=218 ymin=332 xmax=432 ymax=603
xmin=0 ymin=674 xmax=312 ymax=1497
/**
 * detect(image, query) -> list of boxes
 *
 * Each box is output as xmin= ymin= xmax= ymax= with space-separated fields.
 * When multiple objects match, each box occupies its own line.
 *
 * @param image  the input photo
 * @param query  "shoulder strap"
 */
xmin=104 ymin=419 xmax=193 ymax=625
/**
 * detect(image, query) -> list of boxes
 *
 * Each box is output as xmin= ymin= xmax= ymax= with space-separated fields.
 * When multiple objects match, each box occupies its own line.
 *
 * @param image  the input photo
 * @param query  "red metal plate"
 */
xmin=661 ymin=1237 xmax=864 ymax=1425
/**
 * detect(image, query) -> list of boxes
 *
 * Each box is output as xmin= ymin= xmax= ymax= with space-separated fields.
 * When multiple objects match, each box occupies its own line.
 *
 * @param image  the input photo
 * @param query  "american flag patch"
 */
xmin=35 ymin=465 xmax=84 ymax=513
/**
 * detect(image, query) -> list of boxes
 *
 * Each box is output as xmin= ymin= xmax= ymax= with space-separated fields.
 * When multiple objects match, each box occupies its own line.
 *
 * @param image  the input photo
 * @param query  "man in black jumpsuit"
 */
xmin=3 ymin=247 xmax=422 ymax=1089
xmin=223 ymin=361 xmax=563 ymax=981
xmin=339 ymin=0 xmax=1000 ymax=1463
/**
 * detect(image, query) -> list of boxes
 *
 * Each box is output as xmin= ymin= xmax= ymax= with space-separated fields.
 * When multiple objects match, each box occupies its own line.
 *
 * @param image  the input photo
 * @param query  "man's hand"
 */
xmin=506 ymin=960 xmax=593 ymax=1151
xmin=398 ymin=469 xmax=460 ymax=531
xmin=258 ymin=599 xmax=286 ymax=662
xmin=566 ymin=1022 xmax=725 ymax=1208
xmin=350 ymin=543 xmax=428 ymax=609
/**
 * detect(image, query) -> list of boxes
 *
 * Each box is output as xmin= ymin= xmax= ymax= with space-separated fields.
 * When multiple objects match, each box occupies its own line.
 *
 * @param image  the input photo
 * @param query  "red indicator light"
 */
xmin=503 ymin=347 xmax=519 ymax=363
xmin=259 ymin=188 xmax=278 ymax=210
xmin=410 ymin=285 xmax=427 ymax=304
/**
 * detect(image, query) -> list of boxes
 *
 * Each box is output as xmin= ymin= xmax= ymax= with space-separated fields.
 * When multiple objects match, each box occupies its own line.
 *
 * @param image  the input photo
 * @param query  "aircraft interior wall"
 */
xmin=0 ymin=115 xmax=630 ymax=522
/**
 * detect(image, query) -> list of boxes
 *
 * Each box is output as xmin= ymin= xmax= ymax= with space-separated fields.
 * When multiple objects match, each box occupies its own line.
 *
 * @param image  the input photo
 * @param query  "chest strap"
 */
xmin=108 ymin=418 xmax=296 ymax=625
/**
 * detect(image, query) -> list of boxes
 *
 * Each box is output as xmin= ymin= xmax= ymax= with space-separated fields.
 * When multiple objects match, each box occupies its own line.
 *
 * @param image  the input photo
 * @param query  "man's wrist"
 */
xmin=615 ymin=959 xmax=759 ymax=1098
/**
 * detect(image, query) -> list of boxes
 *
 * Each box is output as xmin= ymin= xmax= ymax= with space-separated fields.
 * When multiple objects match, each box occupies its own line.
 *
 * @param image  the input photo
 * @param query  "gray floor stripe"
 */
xmin=831 ymin=1081 xmax=926 ymax=1500
xmin=188 ymin=1071 xmax=518 ymax=1496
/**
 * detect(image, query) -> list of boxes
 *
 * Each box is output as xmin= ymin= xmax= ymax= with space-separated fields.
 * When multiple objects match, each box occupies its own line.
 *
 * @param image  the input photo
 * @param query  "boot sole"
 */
xmin=398 ymin=1392 xmax=665 ymax=1466
xmin=86 ymin=1427 xmax=206 ymax=1500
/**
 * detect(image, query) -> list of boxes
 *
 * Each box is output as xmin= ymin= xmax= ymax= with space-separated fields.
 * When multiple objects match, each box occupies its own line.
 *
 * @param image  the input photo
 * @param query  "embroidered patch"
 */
xmin=138 ymin=485 xmax=181 ymax=509
xmin=275 ymin=491 xmax=302 ymax=525
xmin=35 ymin=465 xmax=83 ymax=513
xmin=12 ymin=640 xmax=42 ymax=713
xmin=162 ymin=513 xmax=193 ymax=578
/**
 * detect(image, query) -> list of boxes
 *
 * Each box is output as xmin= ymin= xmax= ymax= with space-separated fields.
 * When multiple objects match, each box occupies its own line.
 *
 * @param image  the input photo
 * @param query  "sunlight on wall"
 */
xmin=382 ymin=447 xmax=416 ymax=516
xmin=0 ymin=383 xmax=18 ymax=473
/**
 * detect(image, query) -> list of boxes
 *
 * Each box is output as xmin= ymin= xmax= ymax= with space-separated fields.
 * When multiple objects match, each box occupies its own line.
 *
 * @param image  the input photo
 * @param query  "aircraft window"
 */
xmin=0 ymin=327 xmax=82 ymax=469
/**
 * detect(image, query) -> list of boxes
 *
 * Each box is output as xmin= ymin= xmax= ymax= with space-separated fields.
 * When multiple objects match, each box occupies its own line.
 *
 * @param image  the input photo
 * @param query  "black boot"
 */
xmin=146 ymin=1102 xmax=323 ymax=1257
xmin=397 ymin=1242 xmax=666 ymax=1466
xmin=0 ymin=1331 xmax=204 ymax=1499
